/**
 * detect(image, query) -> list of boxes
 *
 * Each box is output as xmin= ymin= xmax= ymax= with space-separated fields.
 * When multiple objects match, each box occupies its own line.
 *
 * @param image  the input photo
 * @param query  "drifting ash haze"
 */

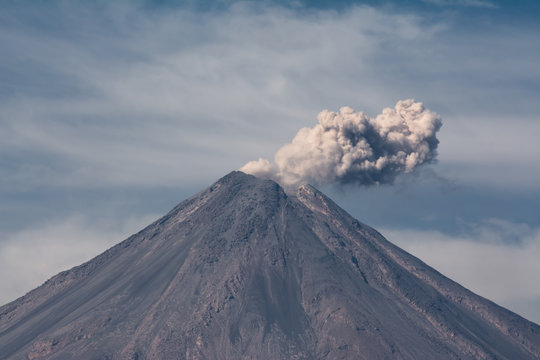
xmin=0 ymin=172 xmax=539 ymax=359
xmin=241 ymin=99 xmax=442 ymax=187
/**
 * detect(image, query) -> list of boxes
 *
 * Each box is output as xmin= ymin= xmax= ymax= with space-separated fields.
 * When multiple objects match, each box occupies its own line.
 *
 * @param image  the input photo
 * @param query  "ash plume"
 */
xmin=241 ymin=99 xmax=442 ymax=187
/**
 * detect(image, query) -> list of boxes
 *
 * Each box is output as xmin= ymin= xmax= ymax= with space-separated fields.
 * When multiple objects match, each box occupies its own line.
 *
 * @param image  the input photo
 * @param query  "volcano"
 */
xmin=0 ymin=171 xmax=539 ymax=359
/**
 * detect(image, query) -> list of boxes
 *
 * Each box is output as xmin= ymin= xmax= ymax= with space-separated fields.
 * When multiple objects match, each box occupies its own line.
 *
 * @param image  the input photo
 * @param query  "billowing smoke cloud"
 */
xmin=241 ymin=99 xmax=442 ymax=187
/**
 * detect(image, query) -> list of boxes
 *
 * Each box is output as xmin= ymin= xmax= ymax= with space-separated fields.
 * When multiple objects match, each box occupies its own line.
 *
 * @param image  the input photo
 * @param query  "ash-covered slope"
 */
xmin=0 ymin=172 xmax=539 ymax=359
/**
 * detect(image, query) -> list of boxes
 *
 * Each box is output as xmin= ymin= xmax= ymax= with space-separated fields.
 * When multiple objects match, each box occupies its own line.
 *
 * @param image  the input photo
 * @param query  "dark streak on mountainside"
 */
xmin=1 ymin=171 xmax=539 ymax=359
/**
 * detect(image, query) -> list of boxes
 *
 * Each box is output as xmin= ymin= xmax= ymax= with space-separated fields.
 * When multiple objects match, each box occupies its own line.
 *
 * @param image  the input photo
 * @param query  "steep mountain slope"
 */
xmin=0 ymin=171 xmax=539 ymax=359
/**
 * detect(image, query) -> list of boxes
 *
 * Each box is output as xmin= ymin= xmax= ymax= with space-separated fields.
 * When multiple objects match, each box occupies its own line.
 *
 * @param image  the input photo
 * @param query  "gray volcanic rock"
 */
xmin=1 ymin=171 xmax=539 ymax=359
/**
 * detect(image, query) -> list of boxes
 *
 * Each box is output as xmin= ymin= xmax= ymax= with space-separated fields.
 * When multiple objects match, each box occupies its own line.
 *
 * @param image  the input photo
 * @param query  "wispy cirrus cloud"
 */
xmin=0 ymin=1 xmax=538 ymax=190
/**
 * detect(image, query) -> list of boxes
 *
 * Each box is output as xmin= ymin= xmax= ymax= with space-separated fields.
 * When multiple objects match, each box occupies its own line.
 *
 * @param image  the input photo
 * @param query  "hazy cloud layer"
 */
xmin=241 ymin=99 xmax=442 ymax=187
xmin=0 ymin=214 xmax=158 ymax=305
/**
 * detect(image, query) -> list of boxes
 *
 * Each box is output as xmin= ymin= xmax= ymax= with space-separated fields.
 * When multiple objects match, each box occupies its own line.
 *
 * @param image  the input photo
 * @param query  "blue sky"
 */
xmin=0 ymin=0 xmax=539 ymax=323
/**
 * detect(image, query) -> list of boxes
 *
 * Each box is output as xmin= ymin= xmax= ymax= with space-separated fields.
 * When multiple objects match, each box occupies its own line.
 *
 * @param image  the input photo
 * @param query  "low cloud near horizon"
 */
xmin=382 ymin=221 xmax=540 ymax=324
xmin=0 ymin=214 xmax=159 ymax=306
xmin=1 ymin=213 xmax=538 ymax=324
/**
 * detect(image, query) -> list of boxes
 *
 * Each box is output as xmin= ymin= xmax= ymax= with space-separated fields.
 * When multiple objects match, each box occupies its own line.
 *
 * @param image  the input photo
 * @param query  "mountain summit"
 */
xmin=1 ymin=171 xmax=539 ymax=359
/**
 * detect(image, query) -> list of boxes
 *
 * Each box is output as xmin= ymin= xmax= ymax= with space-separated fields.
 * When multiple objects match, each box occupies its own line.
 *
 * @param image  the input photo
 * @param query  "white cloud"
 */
xmin=381 ymin=222 xmax=540 ymax=324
